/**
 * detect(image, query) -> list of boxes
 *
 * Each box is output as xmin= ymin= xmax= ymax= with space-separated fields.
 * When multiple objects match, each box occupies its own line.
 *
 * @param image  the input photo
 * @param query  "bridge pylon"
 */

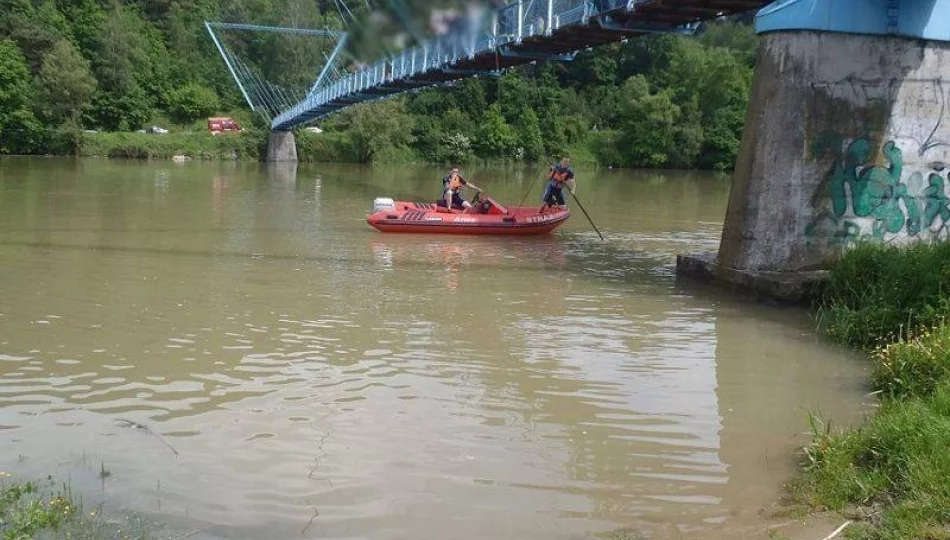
xmin=678 ymin=0 xmax=950 ymax=301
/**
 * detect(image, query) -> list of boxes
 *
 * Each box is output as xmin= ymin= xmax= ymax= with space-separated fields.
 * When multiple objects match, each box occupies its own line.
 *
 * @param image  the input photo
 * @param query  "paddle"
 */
xmin=569 ymin=190 xmax=604 ymax=241
xmin=516 ymin=164 xmax=551 ymax=208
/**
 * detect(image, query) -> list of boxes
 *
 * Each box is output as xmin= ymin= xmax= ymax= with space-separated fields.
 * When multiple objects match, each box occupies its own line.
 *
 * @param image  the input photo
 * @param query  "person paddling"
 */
xmin=538 ymin=156 xmax=576 ymax=213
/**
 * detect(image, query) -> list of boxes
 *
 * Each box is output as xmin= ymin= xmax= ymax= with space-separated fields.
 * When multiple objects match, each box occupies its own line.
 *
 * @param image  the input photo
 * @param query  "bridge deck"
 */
xmin=270 ymin=0 xmax=769 ymax=130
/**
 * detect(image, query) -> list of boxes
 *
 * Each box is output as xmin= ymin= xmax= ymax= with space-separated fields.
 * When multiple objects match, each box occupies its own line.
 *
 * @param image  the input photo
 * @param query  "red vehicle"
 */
xmin=208 ymin=117 xmax=241 ymax=134
xmin=367 ymin=194 xmax=571 ymax=235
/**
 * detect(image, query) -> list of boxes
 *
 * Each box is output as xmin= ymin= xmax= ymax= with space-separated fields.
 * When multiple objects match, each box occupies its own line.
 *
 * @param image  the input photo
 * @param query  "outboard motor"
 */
xmin=373 ymin=197 xmax=395 ymax=214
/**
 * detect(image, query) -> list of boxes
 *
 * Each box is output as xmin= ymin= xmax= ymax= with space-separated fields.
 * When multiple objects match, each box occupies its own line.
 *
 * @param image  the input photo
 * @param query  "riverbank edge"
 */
xmin=1 ymin=130 xmax=741 ymax=171
xmin=788 ymin=242 xmax=950 ymax=539
xmin=0 ymin=477 xmax=155 ymax=538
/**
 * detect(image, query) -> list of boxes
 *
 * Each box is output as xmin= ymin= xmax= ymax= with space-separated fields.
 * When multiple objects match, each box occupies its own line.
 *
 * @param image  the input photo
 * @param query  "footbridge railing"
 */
xmin=208 ymin=0 xmax=771 ymax=131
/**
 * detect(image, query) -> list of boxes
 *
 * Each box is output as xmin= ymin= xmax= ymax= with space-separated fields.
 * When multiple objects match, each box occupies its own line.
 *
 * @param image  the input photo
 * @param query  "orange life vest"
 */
xmin=447 ymin=173 xmax=465 ymax=191
xmin=550 ymin=168 xmax=570 ymax=188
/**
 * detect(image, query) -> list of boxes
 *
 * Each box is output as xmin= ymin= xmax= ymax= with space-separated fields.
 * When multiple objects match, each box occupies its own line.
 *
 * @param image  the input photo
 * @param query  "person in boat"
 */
xmin=538 ymin=156 xmax=576 ymax=213
xmin=442 ymin=164 xmax=464 ymax=194
xmin=441 ymin=165 xmax=481 ymax=211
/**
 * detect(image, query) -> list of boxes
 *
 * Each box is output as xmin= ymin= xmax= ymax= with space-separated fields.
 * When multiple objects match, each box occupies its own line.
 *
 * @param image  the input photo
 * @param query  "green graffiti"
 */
xmin=808 ymin=136 xmax=945 ymax=248
xmin=925 ymin=173 xmax=950 ymax=229
xmin=817 ymin=137 xmax=873 ymax=219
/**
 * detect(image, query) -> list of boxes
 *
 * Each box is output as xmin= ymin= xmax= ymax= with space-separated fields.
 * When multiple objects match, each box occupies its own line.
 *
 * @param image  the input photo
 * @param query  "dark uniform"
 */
xmin=541 ymin=164 xmax=575 ymax=207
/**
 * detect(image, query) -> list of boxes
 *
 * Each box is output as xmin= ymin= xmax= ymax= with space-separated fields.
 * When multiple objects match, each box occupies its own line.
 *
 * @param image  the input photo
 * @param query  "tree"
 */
xmin=92 ymin=5 xmax=141 ymax=92
xmin=0 ymin=40 xmax=30 ymax=108
xmin=53 ymin=0 xmax=105 ymax=52
xmin=442 ymin=108 xmax=475 ymax=136
xmin=343 ymin=99 xmax=414 ymax=163
xmin=37 ymin=39 xmax=96 ymax=127
xmin=167 ymin=83 xmax=220 ymax=124
xmin=475 ymin=104 xmax=516 ymax=158
xmin=410 ymin=113 xmax=445 ymax=160
xmin=618 ymin=75 xmax=680 ymax=168
xmin=90 ymin=86 xmax=151 ymax=131
xmin=437 ymin=133 xmax=473 ymax=163
xmin=0 ymin=40 xmax=42 ymax=153
xmin=538 ymin=104 xmax=567 ymax=157
xmin=695 ymin=51 xmax=751 ymax=169
xmin=454 ymin=79 xmax=487 ymax=120
xmin=0 ymin=0 xmax=73 ymax=73
xmin=516 ymin=109 xmax=545 ymax=162
xmin=406 ymin=87 xmax=456 ymax=117
xmin=616 ymin=34 xmax=679 ymax=84
xmin=497 ymin=71 xmax=533 ymax=123
xmin=699 ymin=19 xmax=758 ymax=67
xmin=88 ymin=3 xmax=168 ymax=129
xmin=702 ymin=106 xmax=746 ymax=170
xmin=563 ymin=46 xmax=617 ymax=89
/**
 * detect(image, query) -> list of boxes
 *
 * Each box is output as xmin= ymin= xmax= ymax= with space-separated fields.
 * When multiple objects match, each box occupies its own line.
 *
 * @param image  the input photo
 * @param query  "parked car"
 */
xmin=208 ymin=117 xmax=241 ymax=135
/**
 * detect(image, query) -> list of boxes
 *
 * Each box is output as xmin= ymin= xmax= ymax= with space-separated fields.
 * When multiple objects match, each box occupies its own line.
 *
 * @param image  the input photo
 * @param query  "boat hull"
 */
xmin=367 ymin=201 xmax=570 ymax=236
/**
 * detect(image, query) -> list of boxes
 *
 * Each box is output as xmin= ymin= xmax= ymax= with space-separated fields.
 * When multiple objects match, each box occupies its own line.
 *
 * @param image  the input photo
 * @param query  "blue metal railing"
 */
xmin=271 ymin=0 xmax=633 ymax=129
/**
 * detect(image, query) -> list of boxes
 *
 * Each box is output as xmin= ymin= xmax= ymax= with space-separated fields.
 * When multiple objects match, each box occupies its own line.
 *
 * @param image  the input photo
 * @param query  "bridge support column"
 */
xmin=267 ymin=131 xmax=298 ymax=162
xmin=677 ymin=2 xmax=950 ymax=302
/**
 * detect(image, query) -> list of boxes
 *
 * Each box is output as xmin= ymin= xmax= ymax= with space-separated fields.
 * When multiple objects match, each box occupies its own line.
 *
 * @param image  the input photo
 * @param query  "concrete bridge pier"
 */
xmin=677 ymin=0 xmax=950 ymax=301
xmin=267 ymin=131 xmax=297 ymax=162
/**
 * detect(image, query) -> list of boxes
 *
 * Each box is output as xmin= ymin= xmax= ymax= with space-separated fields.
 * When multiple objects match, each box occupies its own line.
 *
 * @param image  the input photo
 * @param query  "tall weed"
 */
xmin=817 ymin=242 xmax=950 ymax=348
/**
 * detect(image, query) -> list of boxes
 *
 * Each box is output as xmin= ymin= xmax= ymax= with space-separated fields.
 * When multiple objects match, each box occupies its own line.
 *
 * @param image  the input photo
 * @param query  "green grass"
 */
xmin=873 ymin=325 xmax=950 ymax=400
xmin=796 ymin=385 xmax=950 ymax=539
xmin=798 ymin=242 xmax=950 ymax=539
xmin=0 ymin=477 xmax=151 ymax=540
xmin=1 ymin=480 xmax=74 ymax=539
xmin=79 ymin=130 xmax=267 ymax=161
xmin=817 ymin=242 xmax=950 ymax=349
xmin=78 ymin=129 xmax=411 ymax=164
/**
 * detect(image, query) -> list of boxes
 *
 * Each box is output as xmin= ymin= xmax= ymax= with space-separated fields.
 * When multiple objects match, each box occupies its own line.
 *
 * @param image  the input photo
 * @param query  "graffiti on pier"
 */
xmin=806 ymin=134 xmax=950 ymax=250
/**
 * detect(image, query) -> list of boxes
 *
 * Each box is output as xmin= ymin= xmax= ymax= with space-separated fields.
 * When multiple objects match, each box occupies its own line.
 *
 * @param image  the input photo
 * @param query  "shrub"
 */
xmin=166 ymin=83 xmax=219 ymax=124
xmin=588 ymin=129 xmax=623 ymax=168
xmin=296 ymin=130 xmax=354 ymax=163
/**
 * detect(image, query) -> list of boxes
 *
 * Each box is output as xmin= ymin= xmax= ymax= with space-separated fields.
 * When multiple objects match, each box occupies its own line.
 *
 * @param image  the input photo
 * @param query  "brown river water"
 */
xmin=0 ymin=157 xmax=869 ymax=539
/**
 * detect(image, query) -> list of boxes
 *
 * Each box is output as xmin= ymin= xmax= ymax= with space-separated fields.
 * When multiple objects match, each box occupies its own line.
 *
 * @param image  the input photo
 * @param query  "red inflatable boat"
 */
xmin=367 ymin=194 xmax=570 ymax=235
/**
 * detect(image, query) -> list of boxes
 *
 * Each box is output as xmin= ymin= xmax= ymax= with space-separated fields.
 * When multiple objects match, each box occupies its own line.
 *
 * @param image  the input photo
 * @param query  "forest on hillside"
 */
xmin=0 ymin=0 xmax=758 ymax=169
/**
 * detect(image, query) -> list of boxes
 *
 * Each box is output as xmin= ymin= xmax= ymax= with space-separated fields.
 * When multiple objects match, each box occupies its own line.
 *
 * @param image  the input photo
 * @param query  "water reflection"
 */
xmin=0 ymin=159 xmax=867 ymax=539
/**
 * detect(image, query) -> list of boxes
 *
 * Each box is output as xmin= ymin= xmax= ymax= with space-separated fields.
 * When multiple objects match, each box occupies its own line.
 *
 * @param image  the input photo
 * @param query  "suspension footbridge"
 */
xmin=206 ymin=0 xmax=770 ymax=132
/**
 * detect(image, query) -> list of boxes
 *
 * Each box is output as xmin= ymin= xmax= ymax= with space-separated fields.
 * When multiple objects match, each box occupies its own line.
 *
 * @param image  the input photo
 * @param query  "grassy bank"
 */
xmin=796 ymin=242 xmax=950 ymax=539
xmin=77 ymin=129 xmax=371 ymax=163
xmin=78 ymin=130 xmax=267 ymax=161
xmin=0 ymin=476 xmax=150 ymax=539
xmin=71 ymin=129 xmax=608 ymax=167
